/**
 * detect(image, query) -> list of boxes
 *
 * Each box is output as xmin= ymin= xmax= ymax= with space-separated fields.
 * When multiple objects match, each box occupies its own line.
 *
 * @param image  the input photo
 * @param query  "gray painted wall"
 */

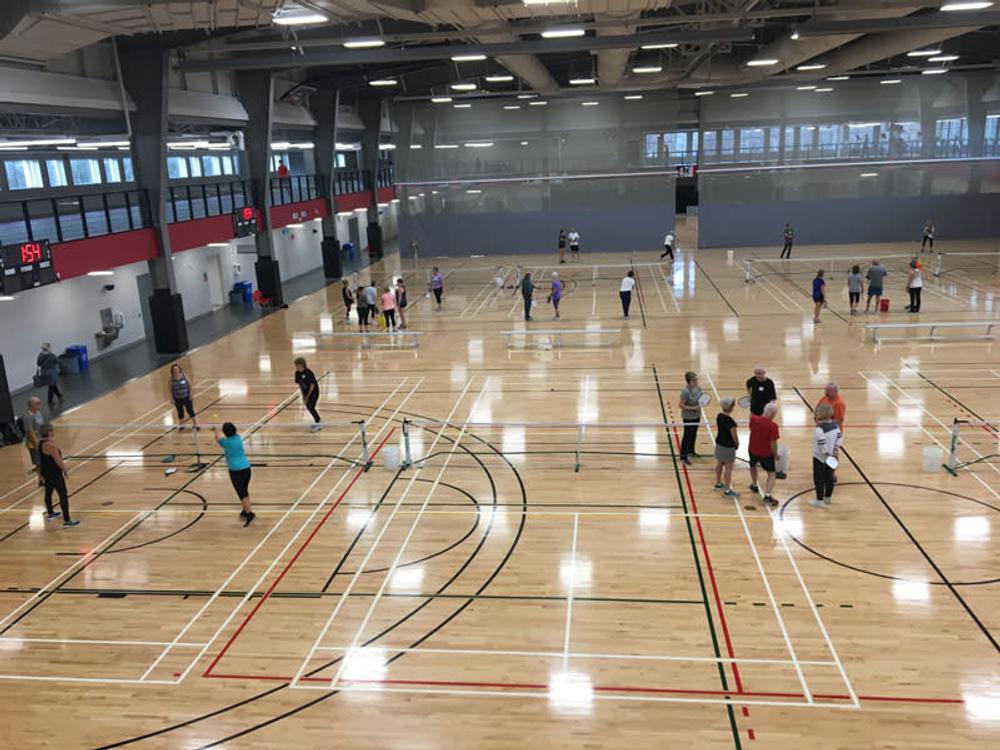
xmin=698 ymin=193 xmax=1000 ymax=248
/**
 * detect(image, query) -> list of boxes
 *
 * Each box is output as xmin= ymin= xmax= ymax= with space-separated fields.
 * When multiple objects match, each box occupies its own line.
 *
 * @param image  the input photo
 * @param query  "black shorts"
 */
xmin=849 ymin=291 xmax=860 ymax=304
xmin=229 ymin=467 xmax=252 ymax=500
xmin=748 ymin=454 xmax=776 ymax=473
xmin=570 ymin=244 xmax=579 ymax=253
xmin=174 ymin=398 xmax=195 ymax=420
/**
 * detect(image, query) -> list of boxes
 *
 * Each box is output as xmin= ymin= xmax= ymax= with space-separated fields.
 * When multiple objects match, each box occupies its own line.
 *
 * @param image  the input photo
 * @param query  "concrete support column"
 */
xmin=359 ymin=97 xmax=384 ymax=260
xmin=312 ymin=86 xmax=344 ymax=278
xmin=236 ymin=71 xmax=283 ymax=307
xmin=118 ymin=43 xmax=188 ymax=353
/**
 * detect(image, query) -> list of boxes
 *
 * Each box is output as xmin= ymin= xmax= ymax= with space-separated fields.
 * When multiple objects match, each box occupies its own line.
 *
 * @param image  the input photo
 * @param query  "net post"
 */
xmin=574 ymin=424 xmax=583 ymax=473
xmin=188 ymin=426 xmax=209 ymax=472
xmin=944 ymin=418 xmax=961 ymax=474
xmin=744 ymin=260 xmax=753 ymax=284
xmin=934 ymin=252 xmax=942 ymax=278
xmin=592 ymin=265 xmax=598 ymax=286
xmin=401 ymin=418 xmax=412 ymax=469
xmin=355 ymin=420 xmax=372 ymax=472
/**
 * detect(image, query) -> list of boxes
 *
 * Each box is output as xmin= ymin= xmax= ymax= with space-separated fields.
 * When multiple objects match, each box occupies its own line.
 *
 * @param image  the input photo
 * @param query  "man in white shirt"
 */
xmin=661 ymin=231 xmax=675 ymax=261
xmin=567 ymin=229 xmax=580 ymax=260
xmin=619 ymin=270 xmax=636 ymax=318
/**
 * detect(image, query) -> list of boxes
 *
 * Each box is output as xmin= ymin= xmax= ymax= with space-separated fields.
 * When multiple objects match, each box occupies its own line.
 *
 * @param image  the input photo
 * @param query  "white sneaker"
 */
xmin=823 ymin=498 xmax=832 ymax=506
xmin=809 ymin=499 xmax=825 ymax=508
xmin=310 ymin=424 xmax=323 ymax=433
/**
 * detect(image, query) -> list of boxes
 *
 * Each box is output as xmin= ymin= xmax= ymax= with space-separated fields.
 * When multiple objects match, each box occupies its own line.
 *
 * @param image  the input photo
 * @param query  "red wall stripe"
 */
xmin=269 ymin=198 xmax=329 ymax=229
xmin=52 ymin=228 xmax=159 ymax=280
xmin=168 ymin=214 xmax=235 ymax=254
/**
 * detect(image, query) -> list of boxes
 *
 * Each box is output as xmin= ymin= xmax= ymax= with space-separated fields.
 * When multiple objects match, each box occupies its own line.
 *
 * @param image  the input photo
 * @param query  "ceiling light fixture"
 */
xmin=369 ymin=79 xmax=398 ymax=87
xmin=624 ymin=94 xmax=644 ymax=100
xmin=632 ymin=65 xmax=663 ymax=74
xmin=815 ymin=87 xmax=834 ymax=92
xmin=466 ymin=189 xmax=482 ymax=194
xmin=503 ymin=105 xmax=521 ymax=110
xmin=569 ymin=77 xmax=596 ymax=85
xmin=464 ymin=142 xmax=494 ymax=148
xmin=746 ymin=58 xmax=779 ymax=67
xmin=940 ymin=1 xmax=992 ymax=9
xmin=796 ymin=85 xmax=817 ymax=91
xmin=880 ymin=78 xmax=902 ymax=85
xmin=922 ymin=68 xmax=948 ymax=75
xmin=273 ymin=10 xmax=327 ymax=26
xmin=451 ymin=82 xmax=477 ymax=91
xmin=694 ymin=90 xmax=714 ymax=96
xmin=520 ymin=141 xmax=529 ymax=146
xmin=928 ymin=54 xmax=959 ymax=62
xmin=640 ymin=43 xmax=678 ymax=50
xmin=797 ymin=63 xmax=826 ymax=71
xmin=485 ymin=75 xmax=515 ymax=82
xmin=410 ymin=144 xmax=422 ymax=150
xmin=453 ymin=103 xmax=472 ymax=108
xmin=86 ymin=271 xmax=114 ymax=277
xmin=517 ymin=93 xmax=538 ymax=99
xmin=827 ymin=75 xmax=850 ymax=81
xmin=542 ymin=28 xmax=586 ymax=39
xmin=860 ymin=172 xmax=879 ymax=177
xmin=581 ymin=101 xmax=599 ymax=106
xmin=907 ymin=48 xmax=942 ymax=57
xmin=451 ymin=54 xmax=487 ymax=62
xmin=528 ymin=100 xmax=548 ymax=106
xmin=434 ymin=144 xmax=459 ymax=149
xmin=378 ymin=143 xmax=396 ymax=150
xmin=343 ymin=39 xmax=384 ymax=49
xmin=0 ymin=137 xmax=76 ymax=147
xmin=730 ymin=92 xmax=749 ymax=98
xmin=431 ymin=97 xmax=453 ymax=103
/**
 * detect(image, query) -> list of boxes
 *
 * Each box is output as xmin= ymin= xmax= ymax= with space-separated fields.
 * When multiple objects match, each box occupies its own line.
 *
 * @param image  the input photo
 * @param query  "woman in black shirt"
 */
xmin=294 ymin=357 xmax=322 ymax=432
xmin=714 ymin=397 xmax=739 ymax=498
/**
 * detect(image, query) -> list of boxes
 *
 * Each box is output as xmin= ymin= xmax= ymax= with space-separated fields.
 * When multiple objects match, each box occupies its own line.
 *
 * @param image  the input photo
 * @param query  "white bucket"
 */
xmin=922 ymin=446 xmax=943 ymax=473
xmin=775 ymin=446 xmax=790 ymax=474
xmin=382 ymin=445 xmax=401 ymax=470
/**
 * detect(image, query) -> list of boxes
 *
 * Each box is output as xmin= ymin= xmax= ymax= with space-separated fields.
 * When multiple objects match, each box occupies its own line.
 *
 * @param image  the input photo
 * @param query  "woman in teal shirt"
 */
xmin=213 ymin=422 xmax=256 ymax=527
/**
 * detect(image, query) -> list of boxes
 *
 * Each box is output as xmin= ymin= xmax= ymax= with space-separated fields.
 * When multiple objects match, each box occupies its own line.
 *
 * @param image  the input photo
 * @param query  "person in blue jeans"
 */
xmin=812 ymin=269 xmax=826 ymax=324
xmin=36 ymin=343 xmax=62 ymax=406
xmin=213 ymin=422 xmax=256 ymax=527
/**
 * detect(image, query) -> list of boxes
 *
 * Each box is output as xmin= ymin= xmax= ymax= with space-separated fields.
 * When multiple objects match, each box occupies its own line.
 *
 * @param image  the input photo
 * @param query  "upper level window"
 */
xmin=122 ymin=156 xmax=135 ymax=182
xmin=104 ymin=158 xmax=122 ymax=183
xmin=46 ymin=159 xmax=68 ymax=188
xmin=221 ymin=155 xmax=234 ymax=175
xmin=5 ymin=159 xmax=44 ymax=190
xmin=188 ymin=156 xmax=202 ymax=177
xmin=70 ymin=158 xmax=102 ymax=185
xmin=202 ymin=155 xmax=222 ymax=177
xmin=167 ymin=156 xmax=188 ymax=179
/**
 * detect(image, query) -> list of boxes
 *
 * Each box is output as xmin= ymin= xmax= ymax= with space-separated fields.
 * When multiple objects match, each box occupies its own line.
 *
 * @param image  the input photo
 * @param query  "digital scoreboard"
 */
xmin=233 ymin=206 xmax=258 ymax=238
xmin=1 ymin=239 xmax=57 ymax=294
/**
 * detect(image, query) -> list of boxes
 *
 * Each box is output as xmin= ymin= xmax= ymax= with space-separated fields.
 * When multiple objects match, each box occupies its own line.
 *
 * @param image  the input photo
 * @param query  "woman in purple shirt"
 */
xmin=812 ymin=269 xmax=826 ymax=324
xmin=547 ymin=271 xmax=563 ymax=320
xmin=430 ymin=266 xmax=444 ymax=311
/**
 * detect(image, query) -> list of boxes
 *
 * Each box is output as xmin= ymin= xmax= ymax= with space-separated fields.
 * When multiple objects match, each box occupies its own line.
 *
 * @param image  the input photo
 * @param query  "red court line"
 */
xmin=203 ymin=673 xmax=964 ymax=705
xmin=666 ymin=403 xmax=744 ymax=693
xmin=202 ymin=427 xmax=397 ymax=678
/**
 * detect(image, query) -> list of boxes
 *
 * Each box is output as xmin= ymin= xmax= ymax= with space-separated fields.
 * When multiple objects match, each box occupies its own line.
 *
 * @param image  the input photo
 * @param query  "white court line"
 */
xmin=657 ymin=263 xmax=682 ymax=313
xmin=762 ymin=274 xmax=807 ymax=311
xmin=752 ymin=276 xmax=792 ymax=312
xmin=0 ymin=674 xmax=177 ymax=685
xmin=293 ymin=377 xmax=481 ymax=689
xmin=0 ymin=381 xmax=217 ymax=514
xmin=459 ymin=280 xmax=495 ymax=318
xmin=143 ymin=379 xmax=417 ymax=684
xmin=469 ymin=267 xmax=511 ymax=319
xmin=0 ymin=637 xmax=206 ymax=647
xmin=314 ymin=644 xmax=837 ymax=666
xmin=646 ymin=264 xmax=671 ymax=315
xmin=299 ymin=683 xmax=854 ymax=710
xmin=561 ymin=512 xmax=579 ymax=671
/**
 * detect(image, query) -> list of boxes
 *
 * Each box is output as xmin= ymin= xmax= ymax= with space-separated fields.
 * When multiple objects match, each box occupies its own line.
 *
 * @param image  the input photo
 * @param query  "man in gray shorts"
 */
xmin=23 ymin=397 xmax=44 ymax=486
xmin=864 ymin=259 xmax=887 ymax=313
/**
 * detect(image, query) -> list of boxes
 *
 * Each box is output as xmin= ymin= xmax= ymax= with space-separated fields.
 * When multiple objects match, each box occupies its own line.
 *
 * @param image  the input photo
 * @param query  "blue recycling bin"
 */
xmin=235 ymin=281 xmax=253 ymax=303
xmin=65 ymin=345 xmax=89 ymax=372
xmin=343 ymin=242 xmax=354 ymax=261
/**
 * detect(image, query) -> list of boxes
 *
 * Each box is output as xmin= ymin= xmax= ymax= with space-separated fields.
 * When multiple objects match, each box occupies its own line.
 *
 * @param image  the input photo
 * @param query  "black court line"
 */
xmin=752 ymin=254 xmax=850 ymax=324
xmin=791 ymin=386 xmax=1000 ymax=654
xmin=629 ymin=257 xmax=648 ymax=328
xmin=0 ymin=522 xmax=29 ymax=544
xmin=904 ymin=364 xmax=999 ymax=432
xmin=692 ymin=256 xmax=740 ymax=317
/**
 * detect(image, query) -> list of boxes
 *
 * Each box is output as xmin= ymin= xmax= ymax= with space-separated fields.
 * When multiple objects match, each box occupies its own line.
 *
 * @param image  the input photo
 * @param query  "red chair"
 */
xmin=252 ymin=289 xmax=274 ymax=311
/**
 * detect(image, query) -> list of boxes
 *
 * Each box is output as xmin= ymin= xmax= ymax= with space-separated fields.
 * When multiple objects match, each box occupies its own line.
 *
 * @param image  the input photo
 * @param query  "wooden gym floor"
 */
xmin=1 ymin=222 xmax=999 ymax=748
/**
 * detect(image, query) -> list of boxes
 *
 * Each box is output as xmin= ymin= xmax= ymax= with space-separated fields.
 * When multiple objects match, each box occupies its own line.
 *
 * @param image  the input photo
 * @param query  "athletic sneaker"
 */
xmin=823 ymin=498 xmax=832 ymax=506
xmin=809 ymin=499 xmax=825 ymax=508
xmin=62 ymin=520 xmax=80 ymax=528
xmin=310 ymin=423 xmax=323 ymax=433
xmin=680 ymin=457 xmax=692 ymax=466
xmin=713 ymin=482 xmax=725 ymax=492
xmin=243 ymin=512 xmax=256 ymax=528
xmin=723 ymin=489 xmax=739 ymax=498
xmin=763 ymin=496 xmax=779 ymax=508
xmin=45 ymin=511 xmax=61 ymax=521
xmin=239 ymin=510 xmax=248 ymax=519
xmin=776 ymin=471 xmax=787 ymax=480
xmin=749 ymin=483 xmax=760 ymax=494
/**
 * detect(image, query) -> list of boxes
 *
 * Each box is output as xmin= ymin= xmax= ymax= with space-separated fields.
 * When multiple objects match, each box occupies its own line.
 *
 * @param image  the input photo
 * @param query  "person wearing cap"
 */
xmin=810 ymin=403 xmax=842 ymax=508
xmin=547 ymin=271 xmax=563 ymax=320
xmin=713 ymin=397 xmax=739 ymax=498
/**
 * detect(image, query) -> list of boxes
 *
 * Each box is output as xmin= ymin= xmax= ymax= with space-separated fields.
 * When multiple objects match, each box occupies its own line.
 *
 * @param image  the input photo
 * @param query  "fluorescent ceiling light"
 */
xmin=860 ymin=172 xmax=879 ymax=177
xmin=466 ymin=189 xmax=482 ymax=194
xmin=730 ymin=92 xmax=749 ymax=98
xmin=746 ymin=58 xmax=779 ymax=67
xmin=880 ymin=78 xmax=901 ymax=85
xmin=922 ymin=68 xmax=948 ymax=75
xmin=453 ymin=103 xmax=472 ymax=108
xmin=569 ymin=77 xmax=596 ymax=85
xmin=624 ymin=94 xmax=644 ymax=100
xmin=434 ymin=144 xmax=459 ymax=149
xmin=369 ymin=79 xmax=397 ymax=87
xmin=431 ymin=96 xmax=453 ymax=103
xmin=640 ymin=43 xmax=678 ymax=50
xmin=343 ymin=39 xmax=384 ymax=49
xmin=815 ymin=87 xmax=834 ymax=92
xmin=503 ymin=105 xmax=521 ymax=110
xmin=76 ymin=140 xmax=130 ymax=148
xmin=694 ymin=90 xmax=714 ymax=96
xmin=167 ymin=140 xmax=210 ymax=149
xmin=528 ymin=100 xmax=548 ymax=106
xmin=796 ymin=85 xmax=817 ymax=90
xmin=273 ymin=11 xmax=327 ymax=25
xmin=337 ymin=211 xmax=354 ymax=217
xmin=940 ymin=0 xmax=993 ymax=8
xmin=485 ymin=75 xmax=514 ymax=82
xmin=632 ymin=65 xmax=663 ymax=74
xmin=0 ymin=296 xmax=15 ymax=301
xmin=907 ymin=48 xmax=942 ymax=57
xmin=0 ymin=146 xmax=27 ymax=151
xmin=451 ymin=54 xmax=487 ymax=62
xmin=410 ymin=144 xmax=422 ymax=149
xmin=849 ymin=122 xmax=880 ymax=128
xmin=581 ymin=101 xmax=599 ymax=106
xmin=520 ymin=141 xmax=529 ymax=145
xmin=464 ymin=142 xmax=494 ymax=148
xmin=378 ymin=143 xmax=396 ymax=150
xmin=929 ymin=55 xmax=959 ymax=62
xmin=451 ymin=82 xmax=477 ymax=91
xmin=542 ymin=28 xmax=586 ymax=39
xmin=797 ymin=63 xmax=826 ymax=71
xmin=827 ymin=75 xmax=850 ymax=81
xmin=517 ymin=93 xmax=538 ymax=99
xmin=0 ymin=137 xmax=76 ymax=147
xmin=87 ymin=271 xmax=114 ymax=277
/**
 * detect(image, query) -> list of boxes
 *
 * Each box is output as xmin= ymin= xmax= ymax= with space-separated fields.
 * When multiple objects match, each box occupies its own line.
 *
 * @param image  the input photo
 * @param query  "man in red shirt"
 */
xmin=748 ymin=402 xmax=781 ymax=508
xmin=815 ymin=382 xmax=846 ymax=480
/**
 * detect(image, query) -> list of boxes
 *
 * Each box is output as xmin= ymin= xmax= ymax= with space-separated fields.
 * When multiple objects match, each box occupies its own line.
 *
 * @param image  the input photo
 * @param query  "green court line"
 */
xmin=653 ymin=364 xmax=743 ymax=750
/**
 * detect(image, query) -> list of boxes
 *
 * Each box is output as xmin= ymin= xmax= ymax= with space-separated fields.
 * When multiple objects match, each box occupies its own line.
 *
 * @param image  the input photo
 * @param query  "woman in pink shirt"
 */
xmin=380 ymin=286 xmax=397 ymax=331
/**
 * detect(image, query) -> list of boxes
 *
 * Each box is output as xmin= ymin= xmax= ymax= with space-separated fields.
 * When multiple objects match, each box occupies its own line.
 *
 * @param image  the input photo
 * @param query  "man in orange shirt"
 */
xmin=816 ymin=382 xmax=846 ymax=481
